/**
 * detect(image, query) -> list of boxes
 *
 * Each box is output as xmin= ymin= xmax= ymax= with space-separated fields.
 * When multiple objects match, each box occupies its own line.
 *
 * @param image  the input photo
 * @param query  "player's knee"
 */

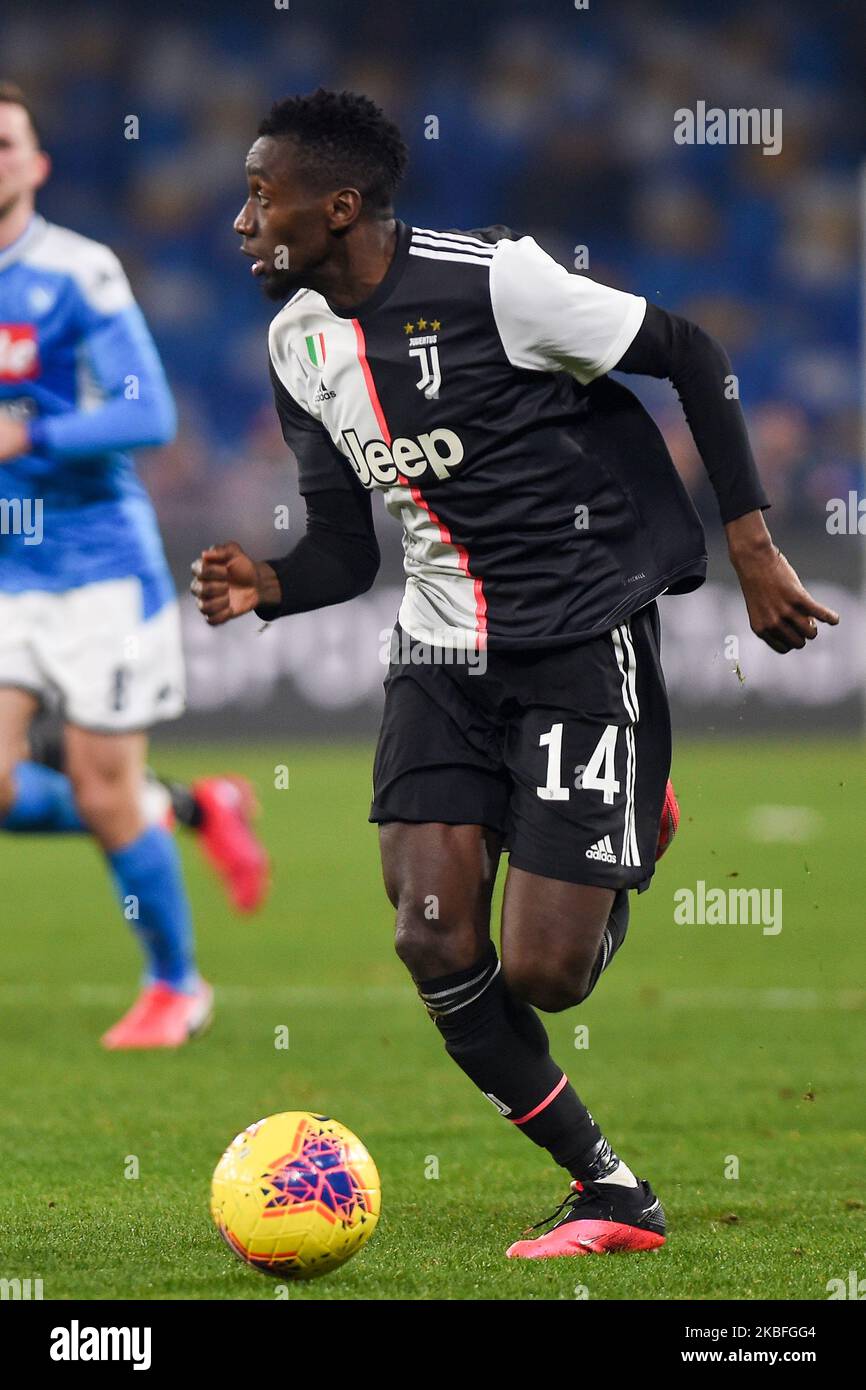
xmin=69 ymin=769 xmax=129 ymax=830
xmin=70 ymin=782 xmax=112 ymax=830
xmin=393 ymin=897 xmax=480 ymax=981
xmin=506 ymin=950 xmax=596 ymax=1013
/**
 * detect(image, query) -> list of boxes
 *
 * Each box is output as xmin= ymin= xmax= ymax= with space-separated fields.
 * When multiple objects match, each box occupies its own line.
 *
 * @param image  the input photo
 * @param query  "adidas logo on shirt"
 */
xmin=586 ymin=835 xmax=618 ymax=864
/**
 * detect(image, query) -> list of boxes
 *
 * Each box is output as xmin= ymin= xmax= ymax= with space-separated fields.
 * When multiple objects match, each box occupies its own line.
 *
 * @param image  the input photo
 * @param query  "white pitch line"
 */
xmin=0 ymin=985 xmax=862 ymax=1010
xmin=655 ymin=987 xmax=864 ymax=1010
xmin=0 ymin=983 xmax=415 ymax=1007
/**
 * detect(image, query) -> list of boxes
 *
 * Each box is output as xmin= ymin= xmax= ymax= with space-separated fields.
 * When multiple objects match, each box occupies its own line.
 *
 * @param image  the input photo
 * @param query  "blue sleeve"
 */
xmin=27 ymin=301 xmax=177 ymax=459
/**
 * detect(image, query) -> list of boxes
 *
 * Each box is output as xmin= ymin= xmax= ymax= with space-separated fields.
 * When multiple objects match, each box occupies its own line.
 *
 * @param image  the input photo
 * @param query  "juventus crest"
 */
xmin=404 ymin=316 xmax=442 ymax=399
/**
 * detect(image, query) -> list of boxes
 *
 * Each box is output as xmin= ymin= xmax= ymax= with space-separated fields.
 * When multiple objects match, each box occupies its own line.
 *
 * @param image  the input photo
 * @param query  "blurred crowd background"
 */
xmin=2 ymin=0 xmax=862 ymax=559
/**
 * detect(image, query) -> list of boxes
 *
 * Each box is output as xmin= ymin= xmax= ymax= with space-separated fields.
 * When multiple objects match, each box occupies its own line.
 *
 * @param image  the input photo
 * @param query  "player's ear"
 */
xmin=328 ymin=187 xmax=363 ymax=233
xmin=33 ymin=150 xmax=51 ymax=192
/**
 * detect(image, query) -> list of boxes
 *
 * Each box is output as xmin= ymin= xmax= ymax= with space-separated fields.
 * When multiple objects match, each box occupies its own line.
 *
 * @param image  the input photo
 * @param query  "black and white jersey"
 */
xmin=268 ymin=221 xmax=707 ymax=650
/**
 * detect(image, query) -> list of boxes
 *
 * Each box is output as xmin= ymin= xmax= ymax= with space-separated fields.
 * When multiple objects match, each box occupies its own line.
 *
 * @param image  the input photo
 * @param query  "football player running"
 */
xmin=193 ymin=90 xmax=838 ymax=1256
xmin=0 ymin=83 xmax=214 ymax=1048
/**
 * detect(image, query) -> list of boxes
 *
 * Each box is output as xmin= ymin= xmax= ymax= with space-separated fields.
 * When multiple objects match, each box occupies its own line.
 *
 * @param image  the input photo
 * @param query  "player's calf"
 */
xmin=579 ymin=887 xmax=631 ymax=1000
xmin=505 ymin=953 xmax=597 ymax=1014
xmin=380 ymin=822 xmax=639 ymax=1193
xmin=501 ymin=873 xmax=628 ymax=1013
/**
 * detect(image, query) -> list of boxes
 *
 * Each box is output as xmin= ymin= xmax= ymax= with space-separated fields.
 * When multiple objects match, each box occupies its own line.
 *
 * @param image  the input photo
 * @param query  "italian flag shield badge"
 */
xmin=304 ymin=332 xmax=326 ymax=369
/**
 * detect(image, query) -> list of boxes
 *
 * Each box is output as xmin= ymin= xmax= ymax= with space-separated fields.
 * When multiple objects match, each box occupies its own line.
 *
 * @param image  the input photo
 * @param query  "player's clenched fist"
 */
xmin=190 ymin=541 xmax=279 ymax=625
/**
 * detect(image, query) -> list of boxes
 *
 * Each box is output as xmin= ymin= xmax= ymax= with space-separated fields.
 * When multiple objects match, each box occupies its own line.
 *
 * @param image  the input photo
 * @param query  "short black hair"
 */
xmin=258 ymin=88 xmax=408 ymax=214
xmin=0 ymin=80 xmax=42 ymax=146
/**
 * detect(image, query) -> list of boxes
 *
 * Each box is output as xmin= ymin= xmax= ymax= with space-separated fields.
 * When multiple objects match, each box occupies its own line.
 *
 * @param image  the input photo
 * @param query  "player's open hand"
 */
xmin=732 ymin=543 xmax=839 ymax=654
xmin=190 ymin=541 xmax=273 ymax=625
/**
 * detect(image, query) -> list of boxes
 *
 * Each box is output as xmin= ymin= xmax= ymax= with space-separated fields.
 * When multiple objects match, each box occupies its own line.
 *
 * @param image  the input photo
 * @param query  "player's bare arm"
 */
xmin=614 ymin=302 xmax=839 ymax=655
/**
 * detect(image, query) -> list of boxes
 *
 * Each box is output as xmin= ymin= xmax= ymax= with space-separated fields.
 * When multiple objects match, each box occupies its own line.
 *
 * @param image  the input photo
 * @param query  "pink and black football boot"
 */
xmin=506 ymin=1178 xmax=666 ymax=1259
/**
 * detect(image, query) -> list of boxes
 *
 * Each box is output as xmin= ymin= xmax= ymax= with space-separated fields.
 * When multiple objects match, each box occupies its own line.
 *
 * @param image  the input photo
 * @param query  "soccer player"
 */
xmin=192 ymin=90 xmax=839 ymax=1256
xmin=26 ymin=714 xmax=270 ymax=915
xmin=0 ymin=82 xmax=212 ymax=1048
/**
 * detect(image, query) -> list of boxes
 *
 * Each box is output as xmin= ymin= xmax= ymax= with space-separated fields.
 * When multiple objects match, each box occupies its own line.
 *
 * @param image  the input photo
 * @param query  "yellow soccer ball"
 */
xmin=211 ymin=1112 xmax=381 ymax=1279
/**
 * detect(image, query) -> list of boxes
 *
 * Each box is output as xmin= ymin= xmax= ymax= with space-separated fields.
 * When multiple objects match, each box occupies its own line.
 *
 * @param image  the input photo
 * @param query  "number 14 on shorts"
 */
xmin=537 ymin=722 xmax=620 ymax=804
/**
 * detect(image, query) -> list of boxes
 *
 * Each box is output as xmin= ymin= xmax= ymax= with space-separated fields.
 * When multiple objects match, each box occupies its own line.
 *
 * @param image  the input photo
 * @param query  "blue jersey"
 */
xmin=0 ymin=215 xmax=177 ymax=615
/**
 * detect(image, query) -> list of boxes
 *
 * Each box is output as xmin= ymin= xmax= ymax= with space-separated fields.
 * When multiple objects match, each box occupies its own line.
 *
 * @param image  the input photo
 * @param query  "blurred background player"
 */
xmin=0 ymin=81 xmax=214 ymax=1048
xmin=26 ymin=712 xmax=270 ymax=915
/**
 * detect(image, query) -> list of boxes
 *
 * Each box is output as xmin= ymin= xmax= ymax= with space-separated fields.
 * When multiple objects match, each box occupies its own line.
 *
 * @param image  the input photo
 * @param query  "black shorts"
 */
xmin=370 ymin=604 xmax=671 ymax=890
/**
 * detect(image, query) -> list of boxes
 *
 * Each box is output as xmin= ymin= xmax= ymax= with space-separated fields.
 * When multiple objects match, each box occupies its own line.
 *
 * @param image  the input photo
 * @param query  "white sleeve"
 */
xmin=73 ymin=242 xmax=135 ymax=317
xmin=489 ymin=235 xmax=646 ymax=385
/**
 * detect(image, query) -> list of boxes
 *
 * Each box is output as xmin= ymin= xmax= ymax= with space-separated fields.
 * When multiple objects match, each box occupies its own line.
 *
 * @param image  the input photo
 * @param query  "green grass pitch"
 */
xmin=0 ymin=737 xmax=863 ymax=1301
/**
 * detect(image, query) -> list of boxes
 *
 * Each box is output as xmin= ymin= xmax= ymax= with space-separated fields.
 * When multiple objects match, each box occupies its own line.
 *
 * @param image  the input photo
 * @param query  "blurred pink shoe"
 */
xmin=192 ymin=776 xmax=270 ymax=913
xmin=101 ymin=980 xmax=213 ymax=1049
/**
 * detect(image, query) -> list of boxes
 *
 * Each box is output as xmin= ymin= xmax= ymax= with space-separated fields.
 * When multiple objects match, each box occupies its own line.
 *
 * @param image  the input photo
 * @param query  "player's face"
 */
xmin=234 ymin=137 xmax=337 ymax=302
xmin=0 ymin=104 xmax=49 ymax=220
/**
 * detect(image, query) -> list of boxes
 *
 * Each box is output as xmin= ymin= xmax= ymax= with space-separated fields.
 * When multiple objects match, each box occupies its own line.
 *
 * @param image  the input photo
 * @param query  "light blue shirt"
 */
xmin=0 ymin=215 xmax=177 ymax=615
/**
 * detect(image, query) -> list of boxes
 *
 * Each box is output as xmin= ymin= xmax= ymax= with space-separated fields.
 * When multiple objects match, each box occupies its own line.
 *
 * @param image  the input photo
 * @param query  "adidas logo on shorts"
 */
xmin=585 ymin=834 xmax=618 ymax=864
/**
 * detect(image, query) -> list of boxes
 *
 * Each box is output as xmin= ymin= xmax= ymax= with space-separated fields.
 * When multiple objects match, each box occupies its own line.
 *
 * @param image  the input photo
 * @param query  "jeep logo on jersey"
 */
xmin=341 ymin=427 xmax=464 ymax=487
xmin=0 ymin=325 xmax=39 ymax=381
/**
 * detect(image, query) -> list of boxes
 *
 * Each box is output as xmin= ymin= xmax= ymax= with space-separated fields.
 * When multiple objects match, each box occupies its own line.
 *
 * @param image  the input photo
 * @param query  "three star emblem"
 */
xmin=404 ymin=318 xmax=441 ymax=334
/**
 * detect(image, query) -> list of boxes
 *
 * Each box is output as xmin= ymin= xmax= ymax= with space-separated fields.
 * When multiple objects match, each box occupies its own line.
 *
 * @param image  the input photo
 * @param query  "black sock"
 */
xmin=418 ymin=943 xmax=622 ymax=1181
xmin=584 ymin=889 xmax=630 ymax=998
xmin=156 ymin=777 xmax=202 ymax=829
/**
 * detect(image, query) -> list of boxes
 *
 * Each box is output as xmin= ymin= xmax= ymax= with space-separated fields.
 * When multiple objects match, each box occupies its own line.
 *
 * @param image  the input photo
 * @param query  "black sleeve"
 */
xmin=255 ymin=355 xmax=379 ymax=621
xmin=614 ymin=304 xmax=770 ymax=524
xmin=269 ymin=358 xmax=353 ymax=496
xmin=253 ymin=484 xmax=380 ymax=622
